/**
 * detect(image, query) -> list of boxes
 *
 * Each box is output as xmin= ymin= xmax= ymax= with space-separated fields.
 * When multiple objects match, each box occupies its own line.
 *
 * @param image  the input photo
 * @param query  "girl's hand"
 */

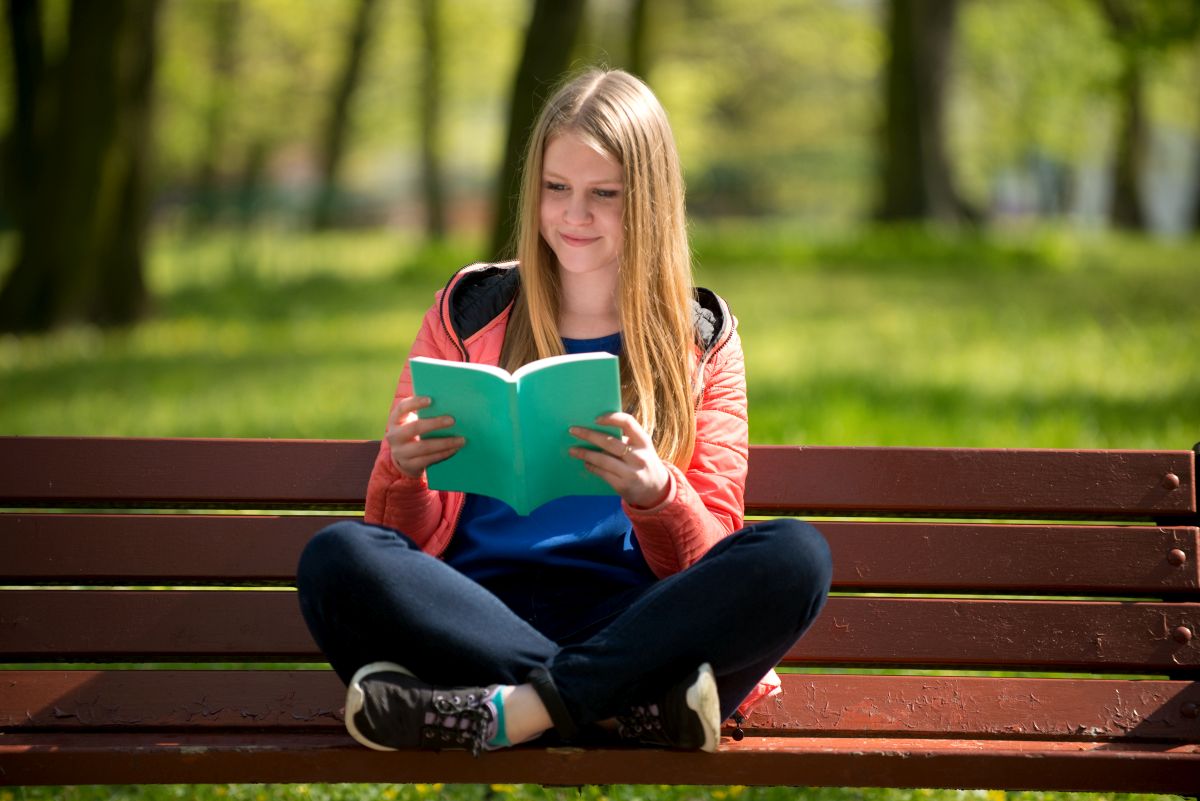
xmin=569 ymin=412 xmax=671 ymax=509
xmin=385 ymin=396 xmax=465 ymax=479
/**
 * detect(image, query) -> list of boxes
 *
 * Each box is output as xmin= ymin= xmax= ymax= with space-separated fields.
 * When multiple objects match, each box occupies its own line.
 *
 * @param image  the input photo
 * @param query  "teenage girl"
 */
xmin=297 ymin=68 xmax=831 ymax=755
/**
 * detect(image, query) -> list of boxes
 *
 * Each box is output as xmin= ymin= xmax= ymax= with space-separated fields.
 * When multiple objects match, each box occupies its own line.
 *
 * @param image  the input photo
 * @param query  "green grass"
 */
xmin=1 ymin=224 xmax=1197 ymax=449
xmin=1 ymin=224 xmax=1196 ymax=801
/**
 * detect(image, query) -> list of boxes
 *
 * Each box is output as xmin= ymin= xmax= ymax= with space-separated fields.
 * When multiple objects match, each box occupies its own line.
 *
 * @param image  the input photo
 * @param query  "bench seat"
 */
xmin=1 ymin=437 xmax=1197 ymax=793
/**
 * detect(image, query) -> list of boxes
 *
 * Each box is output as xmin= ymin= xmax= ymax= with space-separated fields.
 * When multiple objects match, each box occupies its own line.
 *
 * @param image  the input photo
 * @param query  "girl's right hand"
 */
xmin=385 ymin=396 xmax=465 ymax=479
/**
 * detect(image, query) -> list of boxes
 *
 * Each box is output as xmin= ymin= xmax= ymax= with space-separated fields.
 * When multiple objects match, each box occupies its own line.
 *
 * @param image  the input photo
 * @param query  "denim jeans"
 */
xmin=296 ymin=516 xmax=831 ymax=736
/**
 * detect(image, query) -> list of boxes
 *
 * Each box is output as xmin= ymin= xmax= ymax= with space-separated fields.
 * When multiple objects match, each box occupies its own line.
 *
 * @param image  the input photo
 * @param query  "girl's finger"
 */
xmin=595 ymin=412 xmax=652 ymax=448
xmin=570 ymin=445 xmax=628 ymax=472
xmin=388 ymin=396 xmax=431 ymax=428
xmin=569 ymin=425 xmax=631 ymax=459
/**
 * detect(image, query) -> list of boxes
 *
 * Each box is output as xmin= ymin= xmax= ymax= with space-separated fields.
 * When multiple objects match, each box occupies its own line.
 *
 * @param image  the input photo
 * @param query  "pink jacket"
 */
xmin=364 ymin=262 xmax=779 ymax=714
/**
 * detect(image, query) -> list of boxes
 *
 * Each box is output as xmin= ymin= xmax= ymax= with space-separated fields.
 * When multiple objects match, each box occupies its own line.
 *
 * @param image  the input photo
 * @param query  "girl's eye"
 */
xmin=594 ymin=189 xmax=619 ymax=199
xmin=544 ymin=182 xmax=567 ymax=192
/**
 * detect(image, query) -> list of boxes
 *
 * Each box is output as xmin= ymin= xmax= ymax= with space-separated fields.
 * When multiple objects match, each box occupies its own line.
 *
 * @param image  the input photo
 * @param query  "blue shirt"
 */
xmin=442 ymin=332 xmax=657 ymax=640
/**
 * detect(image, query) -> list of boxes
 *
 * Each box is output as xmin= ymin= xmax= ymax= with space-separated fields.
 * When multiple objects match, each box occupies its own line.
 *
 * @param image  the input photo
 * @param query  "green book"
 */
xmin=409 ymin=352 xmax=623 ymax=515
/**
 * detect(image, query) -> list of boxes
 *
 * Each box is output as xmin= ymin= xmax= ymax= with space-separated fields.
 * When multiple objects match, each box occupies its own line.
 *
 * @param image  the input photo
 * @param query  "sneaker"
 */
xmin=616 ymin=662 xmax=721 ymax=752
xmin=344 ymin=661 xmax=499 ymax=756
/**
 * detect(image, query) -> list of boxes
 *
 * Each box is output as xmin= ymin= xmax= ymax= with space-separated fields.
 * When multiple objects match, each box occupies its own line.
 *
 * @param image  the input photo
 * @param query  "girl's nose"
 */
xmin=564 ymin=193 xmax=591 ymax=223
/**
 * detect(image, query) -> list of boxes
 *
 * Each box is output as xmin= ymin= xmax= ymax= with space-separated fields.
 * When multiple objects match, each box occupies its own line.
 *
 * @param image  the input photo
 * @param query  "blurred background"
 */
xmin=0 ymin=0 xmax=1198 ymax=451
xmin=2 ymin=6 xmax=1199 ymax=800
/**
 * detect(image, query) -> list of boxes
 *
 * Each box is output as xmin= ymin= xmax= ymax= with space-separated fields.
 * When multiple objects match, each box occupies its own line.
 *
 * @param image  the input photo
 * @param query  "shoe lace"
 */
xmin=616 ymin=703 xmax=665 ymax=739
xmin=421 ymin=690 xmax=494 ymax=757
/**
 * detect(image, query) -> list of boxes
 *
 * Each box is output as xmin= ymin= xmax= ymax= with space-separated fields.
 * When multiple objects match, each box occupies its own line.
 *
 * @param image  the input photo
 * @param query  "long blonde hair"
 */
xmin=500 ymin=69 xmax=697 ymax=467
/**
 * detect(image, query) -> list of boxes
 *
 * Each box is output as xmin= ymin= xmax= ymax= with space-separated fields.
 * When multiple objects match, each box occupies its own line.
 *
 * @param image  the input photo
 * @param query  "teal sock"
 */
xmin=486 ymin=688 xmax=510 ymax=749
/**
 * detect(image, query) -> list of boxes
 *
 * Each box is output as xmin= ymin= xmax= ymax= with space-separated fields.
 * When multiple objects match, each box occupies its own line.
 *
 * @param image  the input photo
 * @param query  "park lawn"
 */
xmin=0 ymin=225 xmax=1196 ymax=450
xmin=0 ymin=225 xmax=1196 ymax=801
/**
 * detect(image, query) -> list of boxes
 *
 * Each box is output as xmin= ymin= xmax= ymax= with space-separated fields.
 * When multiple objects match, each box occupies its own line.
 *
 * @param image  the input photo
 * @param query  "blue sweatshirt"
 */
xmin=441 ymin=332 xmax=657 ymax=641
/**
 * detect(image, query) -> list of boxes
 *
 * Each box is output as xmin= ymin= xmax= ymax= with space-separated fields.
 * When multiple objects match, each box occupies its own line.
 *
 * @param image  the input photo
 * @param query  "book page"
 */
xmin=410 ymin=357 xmax=518 ymax=507
xmin=517 ymin=353 xmax=622 ymax=512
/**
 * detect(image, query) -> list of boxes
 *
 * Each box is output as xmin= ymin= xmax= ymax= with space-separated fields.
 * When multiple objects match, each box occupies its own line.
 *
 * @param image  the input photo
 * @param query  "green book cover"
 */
xmin=409 ymin=352 xmax=622 ymax=515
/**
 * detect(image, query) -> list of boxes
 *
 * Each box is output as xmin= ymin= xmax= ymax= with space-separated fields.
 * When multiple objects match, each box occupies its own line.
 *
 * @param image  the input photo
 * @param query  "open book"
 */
xmin=409 ymin=352 xmax=622 ymax=514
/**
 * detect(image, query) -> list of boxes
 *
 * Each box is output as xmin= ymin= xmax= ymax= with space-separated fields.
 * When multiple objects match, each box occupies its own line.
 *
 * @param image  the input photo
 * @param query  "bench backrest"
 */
xmin=1 ymin=437 xmax=1197 ymax=747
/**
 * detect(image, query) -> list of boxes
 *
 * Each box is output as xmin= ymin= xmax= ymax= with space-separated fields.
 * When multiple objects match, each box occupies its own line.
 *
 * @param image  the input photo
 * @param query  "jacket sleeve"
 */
xmin=363 ymin=291 xmax=461 ymax=548
xmin=623 ymin=329 xmax=749 ymax=577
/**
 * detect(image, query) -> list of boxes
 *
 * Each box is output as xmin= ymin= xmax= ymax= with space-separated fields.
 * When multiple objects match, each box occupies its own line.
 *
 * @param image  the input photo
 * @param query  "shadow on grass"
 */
xmin=159 ymin=269 xmax=444 ymax=325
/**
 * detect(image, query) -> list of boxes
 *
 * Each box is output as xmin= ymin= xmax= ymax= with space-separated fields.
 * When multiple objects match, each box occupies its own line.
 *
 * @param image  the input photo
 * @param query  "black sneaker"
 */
xmin=344 ymin=661 xmax=499 ymax=756
xmin=616 ymin=662 xmax=721 ymax=752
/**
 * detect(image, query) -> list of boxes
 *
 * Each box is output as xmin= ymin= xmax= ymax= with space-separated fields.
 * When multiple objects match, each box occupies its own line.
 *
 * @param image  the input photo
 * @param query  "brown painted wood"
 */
xmin=4 ymin=671 xmax=1197 ymax=743
xmin=747 ymin=674 xmax=1200 ymax=740
xmin=4 ymin=514 xmax=1197 ymax=596
xmin=1 ymin=436 xmax=1197 ymax=792
xmin=3 ymin=592 xmax=1196 ymax=671
xmin=0 ymin=437 xmax=379 ymax=507
xmin=1 ymin=732 xmax=1197 ymax=792
xmin=789 ymin=597 xmax=1200 ymax=671
xmin=3 ymin=438 xmax=1195 ymax=519
xmin=818 ymin=521 xmax=1200 ymax=595
xmin=0 ymin=514 xmax=348 ymax=583
xmin=745 ymin=445 xmax=1197 ymax=518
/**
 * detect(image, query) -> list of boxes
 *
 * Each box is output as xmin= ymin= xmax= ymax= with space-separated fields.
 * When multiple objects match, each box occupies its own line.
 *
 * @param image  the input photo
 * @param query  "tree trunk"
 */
xmin=1108 ymin=50 xmax=1148 ymax=229
xmin=190 ymin=0 xmax=241 ymax=229
xmin=418 ymin=0 xmax=446 ymax=242
xmin=628 ymin=0 xmax=651 ymax=79
xmin=489 ymin=0 xmax=588 ymax=259
xmin=311 ymin=0 xmax=379 ymax=231
xmin=1097 ymin=0 xmax=1150 ymax=231
xmin=3 ymin=0 xmax=46 ymax=231
xmin=0 ymin=0 xmax=160 ymax=333
xmin=874 ymin=0 xmax=976 ymax=224
xmin=89 ymin=0 xmax=161 ymax=325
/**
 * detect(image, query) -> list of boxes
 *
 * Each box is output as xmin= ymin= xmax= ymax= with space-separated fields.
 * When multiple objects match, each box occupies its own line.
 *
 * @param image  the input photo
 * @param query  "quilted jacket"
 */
xmin=363 ymin=262 xmax=778 ymax=714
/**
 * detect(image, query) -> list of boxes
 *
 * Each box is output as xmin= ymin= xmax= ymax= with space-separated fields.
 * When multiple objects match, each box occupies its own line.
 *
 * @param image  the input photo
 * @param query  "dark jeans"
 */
xmin=296 ymin=516 xmax=831 ymax=736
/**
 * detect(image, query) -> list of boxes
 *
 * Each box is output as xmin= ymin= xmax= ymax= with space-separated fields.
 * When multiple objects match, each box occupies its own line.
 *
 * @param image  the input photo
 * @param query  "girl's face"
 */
xmin=539 ymin=132 xmax=624 ymax=281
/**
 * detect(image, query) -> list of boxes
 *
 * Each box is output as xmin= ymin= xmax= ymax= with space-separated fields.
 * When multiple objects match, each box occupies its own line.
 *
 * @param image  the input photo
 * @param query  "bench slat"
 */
xmin=4 ymin=515 xmax=1196 ymax=596
xmin=2 ymin=438 xmax=1194 ymax=519
xmin=1 ymin=732 xmax=1196 ymax=792
xmin=0 ymin=514 xmax=347 ymax=584
xmin=747 ymin=445 xmax=1197 ymax=518
xmin=4 ymin=671 xmax=1197 ymax=743
xmin=3 ymin=591 xmax=1196 ymax=671
xmin=0 ymin=437 xmax=379 ymax=508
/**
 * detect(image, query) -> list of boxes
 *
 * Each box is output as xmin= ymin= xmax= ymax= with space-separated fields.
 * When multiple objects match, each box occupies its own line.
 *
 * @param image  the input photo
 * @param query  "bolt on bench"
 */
xmin=0 ymin=437 xmax=1197 ymax=793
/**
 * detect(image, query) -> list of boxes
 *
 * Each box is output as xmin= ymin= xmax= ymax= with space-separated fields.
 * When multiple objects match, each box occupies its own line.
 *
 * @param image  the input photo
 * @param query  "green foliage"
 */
xmin=953 ymin=0 xmax=1119 ymax=199
xmin=8 ymin=0 xmax=1192 ymax=231
xmin=655 ymin=0 xmax=881 ymax=219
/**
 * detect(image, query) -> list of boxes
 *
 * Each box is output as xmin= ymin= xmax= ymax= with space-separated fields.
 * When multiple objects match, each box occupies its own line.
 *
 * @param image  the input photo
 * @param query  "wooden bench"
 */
xmin=1 ymin=436 xmax=1198 ymax=794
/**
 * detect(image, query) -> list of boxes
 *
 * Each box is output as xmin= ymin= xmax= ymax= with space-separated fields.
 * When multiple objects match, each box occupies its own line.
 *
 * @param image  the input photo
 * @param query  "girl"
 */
xmin=297 ymin=68 xmax=831 ymax=756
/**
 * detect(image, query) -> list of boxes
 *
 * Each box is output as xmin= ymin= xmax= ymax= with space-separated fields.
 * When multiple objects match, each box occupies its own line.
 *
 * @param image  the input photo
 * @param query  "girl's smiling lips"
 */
xmin=560 ymin=233 xmax=598 ymax=247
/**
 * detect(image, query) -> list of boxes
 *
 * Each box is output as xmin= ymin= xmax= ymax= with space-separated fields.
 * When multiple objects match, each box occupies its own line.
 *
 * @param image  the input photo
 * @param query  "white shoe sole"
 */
xmin=344 ymin=660 xmax=416 ymax=751
xmin=684 ymin=662 xmax=721 ymax=753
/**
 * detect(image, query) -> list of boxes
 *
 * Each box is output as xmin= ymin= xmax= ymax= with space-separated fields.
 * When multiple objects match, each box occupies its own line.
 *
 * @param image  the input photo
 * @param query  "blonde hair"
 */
xmin=500 ymin=68 xmax=697 ymax=467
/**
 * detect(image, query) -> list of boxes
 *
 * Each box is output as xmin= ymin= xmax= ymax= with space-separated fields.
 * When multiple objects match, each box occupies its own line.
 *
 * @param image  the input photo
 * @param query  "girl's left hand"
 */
xmin=569 ymin=412 xmax=671 ymax=509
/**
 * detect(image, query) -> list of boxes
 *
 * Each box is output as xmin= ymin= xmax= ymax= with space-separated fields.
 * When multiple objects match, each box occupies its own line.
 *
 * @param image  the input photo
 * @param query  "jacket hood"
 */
xmin=443 ymin=262 xmax=732 ymax=357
